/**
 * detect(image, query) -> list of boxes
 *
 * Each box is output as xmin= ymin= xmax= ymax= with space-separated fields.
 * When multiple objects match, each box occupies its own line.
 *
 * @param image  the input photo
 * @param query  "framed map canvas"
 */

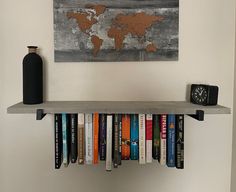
xmin=54 ymin=0 xmax=179 ymax=62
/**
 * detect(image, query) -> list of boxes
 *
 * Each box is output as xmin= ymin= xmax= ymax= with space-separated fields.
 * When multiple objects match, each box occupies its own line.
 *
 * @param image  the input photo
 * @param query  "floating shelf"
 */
xmin=7 ymin=101 xmax=231 ymax=121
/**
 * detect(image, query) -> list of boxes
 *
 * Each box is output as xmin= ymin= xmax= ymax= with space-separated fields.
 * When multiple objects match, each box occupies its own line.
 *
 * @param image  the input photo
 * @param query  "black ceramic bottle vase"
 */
xmin=23 ymin=46 xmax=43 ymax=104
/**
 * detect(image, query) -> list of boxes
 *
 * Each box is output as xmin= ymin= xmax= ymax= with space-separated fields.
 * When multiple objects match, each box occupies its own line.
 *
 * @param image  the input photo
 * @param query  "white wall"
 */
xmin=1 ymin=0 xmax=235 ymax=192
xmin=231 ymin=17 xmax=236 ymax=192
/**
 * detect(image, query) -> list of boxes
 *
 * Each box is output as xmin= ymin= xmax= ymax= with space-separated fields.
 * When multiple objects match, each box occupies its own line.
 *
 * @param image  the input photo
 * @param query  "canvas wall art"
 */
xmin=54 ymin=0 xmax=179 ymax=62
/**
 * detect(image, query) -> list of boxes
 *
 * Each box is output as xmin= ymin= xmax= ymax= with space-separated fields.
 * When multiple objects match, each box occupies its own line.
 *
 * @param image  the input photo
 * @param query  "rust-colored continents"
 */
xmin=108 ymin=12 xmax=163 ymax=51
xmin=86 ymin=4 xmax=106 ymax=16
xmin=67 ymin=12 xmax=97 ymax=33
xmin=91 ymin=35 xmax=103 ymax=56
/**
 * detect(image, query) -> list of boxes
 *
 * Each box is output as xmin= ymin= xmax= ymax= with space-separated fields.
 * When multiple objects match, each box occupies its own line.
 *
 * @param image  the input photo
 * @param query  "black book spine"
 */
xmin=99 ymin=114 xmax=106 ymax=160
xmin=152 ymin=115 xmax=160 ymax=161
xmin=113 ymin=114 xmax=119 ymax=168
xmin=118 ymin=114 xmax=122 ymax=165
xmin=54 ymin=114 xmax=62 ymax=169
xmin=70 ymin=114 xmax=78 ymax=163
xmin=175 ymin=115 xmax=184 ymax=169
xmin=66 ymin=114 xmax=71 ymax=165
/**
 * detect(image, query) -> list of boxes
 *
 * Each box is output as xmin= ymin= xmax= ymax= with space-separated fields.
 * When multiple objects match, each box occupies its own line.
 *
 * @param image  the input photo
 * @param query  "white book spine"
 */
xmin=146 ymin=114 xmax=153 ymax=163
xmin=139 ymin=114 xmax=146 ymax=164
xmin=106 ymin=115 xmax=113 ymax=171
xmin=160 ymin=115 xmax=167 ymax=166
xmin=85 ymin=114 xmax=93 ymax=164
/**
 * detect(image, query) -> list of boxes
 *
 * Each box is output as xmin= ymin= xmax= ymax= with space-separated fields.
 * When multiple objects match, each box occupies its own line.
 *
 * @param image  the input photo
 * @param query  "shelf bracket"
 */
xmin=188 ymin=110 xmax=204 ymax=121
xmin=36 ymin=109 xmax=46 ymax=120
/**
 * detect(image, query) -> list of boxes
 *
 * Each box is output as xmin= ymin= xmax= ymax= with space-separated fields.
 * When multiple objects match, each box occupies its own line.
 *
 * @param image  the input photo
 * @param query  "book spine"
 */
xmin=99 ymin=114 xmax=106 ymax=161
xmin=160 ymin=114 xmax=167 ymax=166
xmin=176 ymin=115 xmax=184 ymax=169
xmin=78 ymin=113 xmax=85 ymax=164
xmin=122 ymin=114 xmax=130 ymax=160
xmin=85 ymin=114 xmax=93 ymax=164
xmin=62 ymin=113 xmax=69 ymax=167
xmin=93 ymin=113 xmax=99 ymax=164
xmin=118 ymin=114 xmax=122 ymax=165
xmin=167 ymin=114 xmax=176 ymax=167
xmin=113 ymin=114 xmax=119 ymax=168
xmin=70 ymin=114 xmax=78 ymax=163
xmin=130 ymin=114 xmax=139 ymax=160
xmin=139 ymin=114 xmax=146 ymax=164
xmin=106 ymin=115 xmax=113 ymax=171
xmin=146 ymin=114 xmax=153 ymax=163
xmin=152 ymin=115 xmax=160 ymax=161
xmin=54 ymin=114 xmax=62 ymax=169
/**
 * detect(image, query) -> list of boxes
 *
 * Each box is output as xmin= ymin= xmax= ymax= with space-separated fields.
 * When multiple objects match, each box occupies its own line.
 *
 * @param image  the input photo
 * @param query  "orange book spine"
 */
xmin=122 ymin=114 xmax=130 ymax=160
xmin=93 ymin=113 xmax=99 ymax=164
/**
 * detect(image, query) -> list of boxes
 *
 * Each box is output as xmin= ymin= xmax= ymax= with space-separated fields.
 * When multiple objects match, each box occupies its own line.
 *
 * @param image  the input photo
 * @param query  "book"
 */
xmin=152 ymin=115 xmax=160 ymax=161
xmin=78 ymin=113 xmax=85 ymax=164
xmin=54 ymin=114 xmax=62 ymax=169
xmin=122 ymin=114 xmax=130 ymax=160
xmin=146 ymin=114 xmax=153 ymax=163
xmin=160 ymin=114 xmax=167 ymax=166
xmin=139 ymin=114 xmax=146 ymax=164
xmin=118 ymin=114 xmax=122 ymax=165
xmin=113 ymin=114 xmax=119 ymax=168
xmin=167 ymin=114 xmax=176 ymax=167
xmin=106 ymin=115 xmax=113 ymax=171
xmin=99 ymin=114 xmax=106 ymax=160
xmin=85 ymin=114 xmax=93 ymax=164
xmin=130 ymin=114 xmax=139 ymax=160
xmin=93 ymin=113 xmax=99 ymax=164
xmin=176 ymin=115 xmax=184 ymax=169
xmin=62 ymin=113 xmax=70 ymax=167
xmin=70 ymin=114 xmax=78 ymax=163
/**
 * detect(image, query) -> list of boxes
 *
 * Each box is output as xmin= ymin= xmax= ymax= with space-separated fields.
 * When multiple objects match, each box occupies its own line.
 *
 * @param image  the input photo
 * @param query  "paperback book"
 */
xmin=54 ymin=114 xmax=62 ymax=169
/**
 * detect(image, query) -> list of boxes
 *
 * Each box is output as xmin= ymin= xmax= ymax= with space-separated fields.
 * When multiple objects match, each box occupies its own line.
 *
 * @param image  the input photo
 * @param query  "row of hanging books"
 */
xmin=54 ymin=113 xmax=184 ymax=171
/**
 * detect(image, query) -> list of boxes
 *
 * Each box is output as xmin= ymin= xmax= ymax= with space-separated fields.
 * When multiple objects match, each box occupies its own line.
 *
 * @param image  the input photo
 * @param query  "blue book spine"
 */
xmin=62 ymin=113 xmax=68 ymax=166
xmin=167 ymin=114 xmax=176 ymax=167
xmin=130 ymin=114 xmax=139 ymax=160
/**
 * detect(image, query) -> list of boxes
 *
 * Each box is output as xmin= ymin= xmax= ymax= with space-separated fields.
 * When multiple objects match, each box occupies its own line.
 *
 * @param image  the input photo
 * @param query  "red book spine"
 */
xmin=160 ymin=114 xmax=167 ymax=165
xmin=146 ymin=114 xmax=153 ymax=163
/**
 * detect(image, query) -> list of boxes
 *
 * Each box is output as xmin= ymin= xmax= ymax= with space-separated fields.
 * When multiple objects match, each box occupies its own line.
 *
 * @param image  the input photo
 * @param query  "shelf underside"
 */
xmin=7 ymin=101 xmax=231 ymax=115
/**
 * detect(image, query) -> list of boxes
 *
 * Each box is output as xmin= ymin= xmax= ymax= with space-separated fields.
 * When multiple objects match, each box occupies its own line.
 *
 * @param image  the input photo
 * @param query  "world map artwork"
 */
xmin=54 ymin=0 xmax=179 ymax=62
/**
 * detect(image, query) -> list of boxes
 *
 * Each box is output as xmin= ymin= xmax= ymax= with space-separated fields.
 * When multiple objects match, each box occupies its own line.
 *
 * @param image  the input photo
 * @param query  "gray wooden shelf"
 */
xmin=7 ymin=101 xmax=230 ymax=121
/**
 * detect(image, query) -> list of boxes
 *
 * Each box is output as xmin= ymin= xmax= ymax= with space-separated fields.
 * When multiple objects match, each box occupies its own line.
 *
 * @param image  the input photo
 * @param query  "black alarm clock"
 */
xmin=190 ymin=84 xmax=219 ymax=105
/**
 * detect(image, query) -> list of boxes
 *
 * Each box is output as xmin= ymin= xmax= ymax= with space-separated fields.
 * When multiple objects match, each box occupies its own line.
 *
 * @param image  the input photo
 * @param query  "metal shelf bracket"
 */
xmin=36 ymin=109 xmax=46 ymax=120
xmin=188 ymin=110 xmax=204 ymax=121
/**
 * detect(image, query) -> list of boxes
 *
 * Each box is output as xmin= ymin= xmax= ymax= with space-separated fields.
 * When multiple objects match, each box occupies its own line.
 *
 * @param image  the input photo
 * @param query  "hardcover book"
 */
xmin=85 ymin=114 xmax=93 ymax=164
xmin=139 ymin=114 xmax=146 ymax=164
xmin=146 ymin=114 xmax=153 ymax=163
xmin=122 ymin=114 xmax=130 ymax=160
xmin=167 ymin=114 xmax=176 ymax=167
xmin=93 ymin=113 xmax=99 ymax=164
xmin=160 ymin=114 xmax=167 ymax=166
xmin=62 ymin=113 xmax=70 ymax=167
xmin=113 ymin=114 xmax=119 ymax=168
xmin=176 ymin=115 xmax=184 ymax=169
xmin=152 ymin=115 xmax=160 ymax=161
xmin=54 ymin=114 xmax=62 ymax=169
xmin=70 ymin=114 xmax=78 ymax=163
xmin=130 ymin=114 xmax=139 ymax=160
xmin=106 ymin=115 xmax=113 ymax=171
xmin=99 ymin=114 xmax=106 ymax=161
xmin=78 ymin=113 xmax=85 ymax=164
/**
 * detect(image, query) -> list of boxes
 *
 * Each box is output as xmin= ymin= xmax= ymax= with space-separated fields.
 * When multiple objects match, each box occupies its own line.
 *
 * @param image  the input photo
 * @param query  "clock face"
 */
xmin=191 ymin=86 xmax=208 ymax=104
